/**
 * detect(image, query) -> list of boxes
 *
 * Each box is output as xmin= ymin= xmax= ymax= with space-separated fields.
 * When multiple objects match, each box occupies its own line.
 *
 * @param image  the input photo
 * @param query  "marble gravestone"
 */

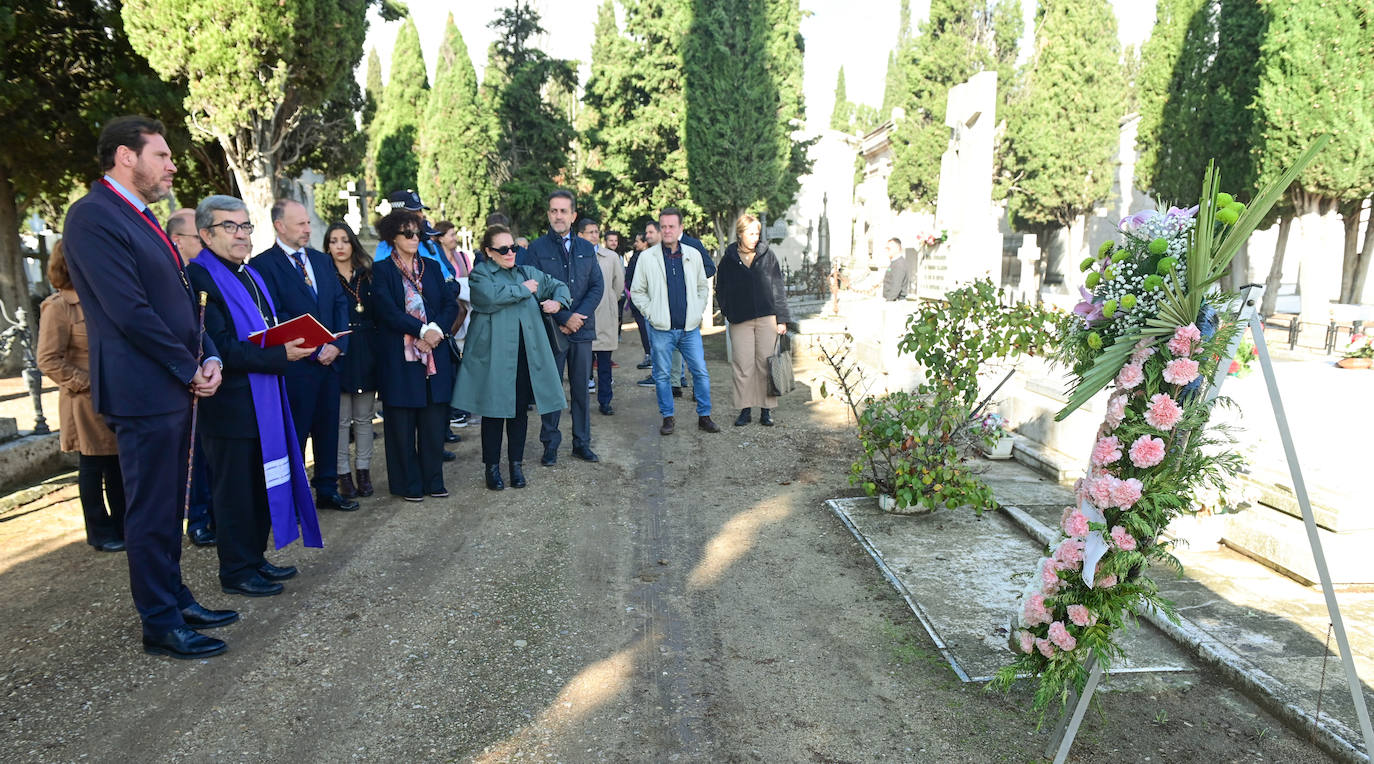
xmin=925 ymin=70 xmax=1002 ymax=299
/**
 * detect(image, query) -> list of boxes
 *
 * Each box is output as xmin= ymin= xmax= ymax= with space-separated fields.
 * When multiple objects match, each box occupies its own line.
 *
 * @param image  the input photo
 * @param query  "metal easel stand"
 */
xmin=1044 ymin=284 xmax=1372 ymax=762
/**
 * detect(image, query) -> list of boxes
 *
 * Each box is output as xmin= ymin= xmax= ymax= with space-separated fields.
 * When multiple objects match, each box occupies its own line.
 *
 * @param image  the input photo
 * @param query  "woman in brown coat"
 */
xmin=36 ymin=241 xmax=126 ymax=552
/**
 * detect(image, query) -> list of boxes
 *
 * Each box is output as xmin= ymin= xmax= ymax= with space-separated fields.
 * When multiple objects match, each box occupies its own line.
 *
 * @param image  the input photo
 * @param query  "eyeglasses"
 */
xmin=398 ymin=230 xmax=419 ymax=239
xmin=488 ymin=244 xmax=516 ymax=255
xmin=208 ymin=221 xmax=254 ymax=235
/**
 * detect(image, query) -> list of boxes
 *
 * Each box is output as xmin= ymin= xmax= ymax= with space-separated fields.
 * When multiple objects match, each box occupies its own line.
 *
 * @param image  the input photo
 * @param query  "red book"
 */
xmin=247 ymin=313 xmax=350 ymax=348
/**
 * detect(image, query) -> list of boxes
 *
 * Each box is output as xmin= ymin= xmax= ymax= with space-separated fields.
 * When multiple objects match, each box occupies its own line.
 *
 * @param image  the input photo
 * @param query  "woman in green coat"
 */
xmin=454 ymin=224 xmax=571 ymax=490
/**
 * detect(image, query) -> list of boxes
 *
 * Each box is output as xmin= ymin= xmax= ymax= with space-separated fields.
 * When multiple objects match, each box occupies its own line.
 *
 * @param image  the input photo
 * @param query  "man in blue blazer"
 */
xmin=525 ymin=190 xmax=604 ymax=465
xmin=252 ymin=199 xmax=359 ymax=511
xmin=62 ymin=115 xmax=238 ymax=660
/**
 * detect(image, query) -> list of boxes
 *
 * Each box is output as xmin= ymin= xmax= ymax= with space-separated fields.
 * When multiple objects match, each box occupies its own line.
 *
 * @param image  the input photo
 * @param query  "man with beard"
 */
xmin=62 ymin=116 xmax=236 ymax=659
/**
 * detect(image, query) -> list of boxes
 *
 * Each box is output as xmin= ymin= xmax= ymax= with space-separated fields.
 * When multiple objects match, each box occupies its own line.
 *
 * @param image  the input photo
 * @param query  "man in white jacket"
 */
xmin=628 ymin=208 xmax=721 ymax=436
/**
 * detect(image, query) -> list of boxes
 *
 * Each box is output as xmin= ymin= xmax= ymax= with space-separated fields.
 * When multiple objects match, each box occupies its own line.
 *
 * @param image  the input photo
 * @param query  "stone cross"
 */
xmin=338 ymin=179 xmax=375 ymax=235
xmin=457 ymin=227 xmax=474 ymax=253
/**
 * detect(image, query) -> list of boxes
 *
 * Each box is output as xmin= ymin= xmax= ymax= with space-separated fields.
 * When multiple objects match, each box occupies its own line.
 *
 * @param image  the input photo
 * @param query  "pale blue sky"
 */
xmin=360 ymin=0 xmax=1156 ymax=131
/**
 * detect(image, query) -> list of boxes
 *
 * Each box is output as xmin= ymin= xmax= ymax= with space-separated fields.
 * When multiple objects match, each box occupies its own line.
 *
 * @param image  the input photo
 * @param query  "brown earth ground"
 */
xmin=0 ymin=325 xmax=1335 ymax=762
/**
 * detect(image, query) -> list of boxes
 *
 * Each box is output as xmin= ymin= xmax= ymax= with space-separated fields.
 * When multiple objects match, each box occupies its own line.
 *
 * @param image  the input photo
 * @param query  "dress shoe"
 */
xmin=636 ymin=355 xmax=653 ymax=369
xmin=338 ymin=473 xmax=358 ymax=499
xmin=188 ymin=527 xmax=217 ymax=547
xmin=484 ymin=463 xmax=505 ymax=491
xmin=355 ymin=469 xmax=374 ymax=497
xmin=509 ymin=461 xmax=527 ymax=488
xmin=92 ymin=538 xmax=126 ymax=552
xmin=734 ymin=408 xmax=752 ymax=427
xmin=572 ymin=445 xmax=599 ymax=462
xmin=143 ymin=626 xmax=227 ymax=660
xmin=660 ymin=416 xmax=675 ymax=436
xmin=221 ymin=574 xmax=284 ymax=597
xmin=760 ymin=408 xmax=774 ymax=426
xmin=442 ymin=450 xmax=457 ymax=462
xmin=672 ymin=386 xmax=683 ymax=398
xmin=445 ymin=431 xmax=460 ymax=443
xmin=317 ymin=491 xmax=360 ymax=512
xmin=698 ymin=416 xmax=721 ymax=433
xmin=599 ymin=404 xmax=614 ymax=415
xmin=541 ymin=445 xmax=557 ymax=466
xmin=180 ymin=602 xmax=239 ymax=629
xmin=257 ymin=562 xmax=298 ymax=581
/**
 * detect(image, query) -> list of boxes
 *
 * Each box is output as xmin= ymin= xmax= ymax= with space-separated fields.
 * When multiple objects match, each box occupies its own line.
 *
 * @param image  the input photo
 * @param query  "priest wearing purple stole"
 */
xmin=186 ymin=195 xmax=324 ymax=598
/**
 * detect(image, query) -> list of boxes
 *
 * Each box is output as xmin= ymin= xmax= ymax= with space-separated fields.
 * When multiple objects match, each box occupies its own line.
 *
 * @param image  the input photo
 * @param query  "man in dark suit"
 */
xmin=252 ymin=199 xmax=358 ymax=510
xmin=62 ymin=115 xmax=238 ymax=660
xmin=525 ymin=190 xmax=604 ymax=466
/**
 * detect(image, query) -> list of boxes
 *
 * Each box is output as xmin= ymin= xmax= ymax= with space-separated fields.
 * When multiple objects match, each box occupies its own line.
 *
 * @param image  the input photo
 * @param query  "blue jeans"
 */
xmin=647 ymin=326 xmax=711 ymax=417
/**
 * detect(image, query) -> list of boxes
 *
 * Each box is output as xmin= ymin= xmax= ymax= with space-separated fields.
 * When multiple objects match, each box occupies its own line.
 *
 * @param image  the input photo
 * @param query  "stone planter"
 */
xmin=983 ymin=435 xmax=1015 ymax=460
xmin=1336 ymin=356 xmax=1372 ymax=369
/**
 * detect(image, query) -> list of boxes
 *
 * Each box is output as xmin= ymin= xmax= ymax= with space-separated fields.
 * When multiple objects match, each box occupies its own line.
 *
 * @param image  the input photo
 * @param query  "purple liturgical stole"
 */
xmin=196 ymin=249 xmax=323 ymax=550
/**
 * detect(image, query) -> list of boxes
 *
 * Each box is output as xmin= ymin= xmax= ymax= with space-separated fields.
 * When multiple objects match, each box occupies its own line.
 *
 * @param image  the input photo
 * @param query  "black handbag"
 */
xmin=767 ymin=332 xmax=795 ymax=397
xmin=543 ymin=312 xmax=569 ymax=355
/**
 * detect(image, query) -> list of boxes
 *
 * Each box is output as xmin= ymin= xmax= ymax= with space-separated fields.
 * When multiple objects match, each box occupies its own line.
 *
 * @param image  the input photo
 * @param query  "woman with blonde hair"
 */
xmin=714 ymin=214 xmax=790 ymax=427
xmin=36 ymin=241 xmax=126 ymax=551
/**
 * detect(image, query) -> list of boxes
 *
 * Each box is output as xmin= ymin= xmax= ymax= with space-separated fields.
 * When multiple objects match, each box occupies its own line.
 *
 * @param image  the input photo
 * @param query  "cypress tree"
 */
xmin=373 ymin=18 xmax=429 ymax=197
xmin=1134 ymin=0 xmax=1215 ymax=205
xmin=362 ymin=46 xmax=383 ymax=205
xmin=763 ymin=0 xmax=812 ymax=218
xmin=1002 ymin=0 xmax=1125 ymax=241
xmin=684 ymin=0 xmax=780 ymax=248
xmin=830 ymin=67 xmax=851 ymax=131
xmin=419 ymin=15 xmax=497 ymax=231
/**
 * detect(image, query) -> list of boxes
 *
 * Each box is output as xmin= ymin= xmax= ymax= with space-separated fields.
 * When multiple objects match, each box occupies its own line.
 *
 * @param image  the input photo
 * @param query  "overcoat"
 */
xmin=591 ymin=245 xmax=625 ymax=351
xmin=372 ymin=255 xmax=460 ymax=408
xmin=453 ymin=260 xmax=571 ymax=419
xmin=36 ymin=290 xmax=118 ymax=455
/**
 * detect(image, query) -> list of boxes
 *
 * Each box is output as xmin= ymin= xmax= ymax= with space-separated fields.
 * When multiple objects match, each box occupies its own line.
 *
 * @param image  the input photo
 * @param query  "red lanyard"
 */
xmin=100 ymin=179 xmax=183 ymax=268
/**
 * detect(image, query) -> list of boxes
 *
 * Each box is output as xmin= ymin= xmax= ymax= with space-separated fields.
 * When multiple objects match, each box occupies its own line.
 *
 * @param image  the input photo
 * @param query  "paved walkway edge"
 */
xmin=1001 ymin=503 xmax=1369 ymax=764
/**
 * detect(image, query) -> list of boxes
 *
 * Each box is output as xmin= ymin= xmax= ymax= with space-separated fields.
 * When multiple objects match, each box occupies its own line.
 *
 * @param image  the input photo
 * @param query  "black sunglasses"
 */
xmin=488 ymin=244 xmax=516 ymax=255
xmin=397 ymin=229 xmax=419 ymax=239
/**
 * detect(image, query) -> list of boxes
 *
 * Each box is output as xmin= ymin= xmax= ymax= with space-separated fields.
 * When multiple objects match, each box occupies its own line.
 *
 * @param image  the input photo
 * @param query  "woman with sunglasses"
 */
xmin=372 ymin=210 xmax=460 ymax=501
xmin=453 ymin=224 xmax=570 ymax=490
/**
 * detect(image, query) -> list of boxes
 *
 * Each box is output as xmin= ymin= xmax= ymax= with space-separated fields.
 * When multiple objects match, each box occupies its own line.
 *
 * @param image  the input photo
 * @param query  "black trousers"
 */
xmin=106 ymin=409 xmax=196 ymax=635
xmin=481 ymin=339 xmax=534 ymax=464
xmin=383 ymin=382 xmax=447 ymax=498
xmin=540 ymin=340 xmax=592 ymax=451
xmin=77 ymin=453 xmax=125 ymax=546
xmin=201 ymin=435 xmax=272 ymax=584
xmin=285 ymin=363 xmax=341 ymax=492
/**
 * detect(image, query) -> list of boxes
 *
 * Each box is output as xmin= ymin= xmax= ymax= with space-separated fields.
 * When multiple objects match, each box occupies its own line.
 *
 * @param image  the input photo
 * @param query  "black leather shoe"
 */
xmin=509 ymin=461 xmax=527 ymax=488
xmin=599 ymin=404 xmax=614 ymax=415
xmin=734 ymin=408 xmax=752 ymax=426
xmin=258 ymin=562 xmax=298 ymax=582
xmin=541 ymin=446 xmax=557 ymax=466
xmin=180 ymin=602 xmax=239 ymax=630
xmin=672 ymin=386 xmax=683 ymax=398
xmin=760 ymin=408 xmax=774 ymax=426
xmin=221 ymin=574 xmax=285 ymax=597
xmin=93 ymin=539 xmax=126 ymax=552
xmin=572 ymin=445 xmax=600 ymax=462
xmin=442 ymin=450 xmax=457 ymax=462
xmin=660 ymin=416 xmax=675 ymax=436
xmin=484 ymin=463 xmax=505 ymax=491
xmin=445 ymin=431 xmax=460 ymax=443
xmin=698 ymin=416 xmax=721 ymax=433
xmin=143 ymin=626 xmax=227 ymax=659
xmin=188 ymin=527 xmax=217 ymax=547
xmin=317 ymin=491 xmax=360 ymax=512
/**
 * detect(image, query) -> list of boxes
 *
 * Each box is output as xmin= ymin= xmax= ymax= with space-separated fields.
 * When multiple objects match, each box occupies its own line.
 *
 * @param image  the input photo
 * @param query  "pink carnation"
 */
xmin=1053 ymin=538 xmax=1085 ymax=569
xmin=1110 ymin=525 xmax=1138 ymax=551
xmin=1067 ymin=604 xmax=1096 ymax=627
xmin=1130 ymin=339 xmax=1157 ymax=365
xmin=1018 ymin=630 xmax=1035 ymax=654
xmin=1104 ymin=393 xmax=1127 ymax=429
xmin=1036 ymin=637 xmax=1056 ymax=658
xmin=1111 ymin=477 xmax=1143 ymax=509
xmin=1115 ymin=363 xmax=1145 ymax=390
xmin=1144 ymin=393 xmax=1184 ymax=431
xmin=1087 ymin=476 xmax=1116 ymax=509
xmin=1023 ymin=593 xmax=1052 ymax=626
xmin=1041 ymin=558 xmax=1063 ymax=593
xmin=1091 ymin=435 xmax=1123 ymax=466
xmin=1163 ymin=357 xmax=1200 ymax=385
xmin=1095 ymin=573 xmax=1118 ymax=589
xmin=1168 ymin=323 xmax=1202 ymax=356
xmin=1048 ymin=621 xmax=1078 ymax=651
xmin=1129 ymin=435 xmax=1167 ymax=468
xmin=1062 ymin=510 xmax=1091 ymax=538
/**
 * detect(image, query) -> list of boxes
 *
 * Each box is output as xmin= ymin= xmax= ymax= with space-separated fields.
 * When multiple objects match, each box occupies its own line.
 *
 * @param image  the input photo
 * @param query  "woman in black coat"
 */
xmin=326 ymin=222 xmax=379 ymax=499
xmin=371 ymin=210 xmax=460 ymax=502
xmin=715 ymin=213 xmax=790 ymax=427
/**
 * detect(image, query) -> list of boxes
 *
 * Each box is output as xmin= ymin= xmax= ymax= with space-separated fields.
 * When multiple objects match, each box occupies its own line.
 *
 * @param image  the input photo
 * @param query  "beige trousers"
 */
xmin=729 ymin=315 xmax=779 ymax=410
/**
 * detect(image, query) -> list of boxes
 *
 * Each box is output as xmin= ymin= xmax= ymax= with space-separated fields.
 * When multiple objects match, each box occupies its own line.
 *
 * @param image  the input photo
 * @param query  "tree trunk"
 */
xmin=1260 ymin=212 xmax=1292 ymax=317
xmin=1351 ymin=200 xmax=1374 ymax=304
xmin=0 ymin=166 xmax=29 ymax=372
xmin=234 ymin=171 xmax=278 ymax=255
xmin=1338 ymin=198 xmax=1364 ymax=303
